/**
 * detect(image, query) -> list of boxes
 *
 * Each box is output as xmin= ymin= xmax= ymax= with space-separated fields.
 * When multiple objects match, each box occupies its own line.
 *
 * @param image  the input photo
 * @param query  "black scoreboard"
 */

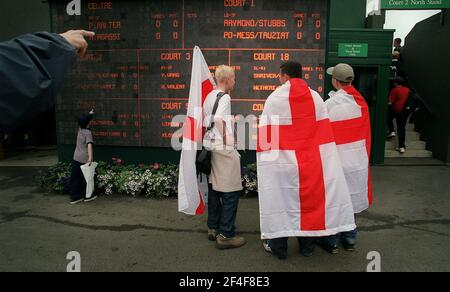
xmin=51 ymin=0 xmax=328 ymax=148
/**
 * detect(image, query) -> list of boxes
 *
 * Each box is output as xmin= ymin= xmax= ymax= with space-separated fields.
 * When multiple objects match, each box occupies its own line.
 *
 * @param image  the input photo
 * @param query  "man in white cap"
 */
xmin=319 ymin=63 xmax=373 ymax=253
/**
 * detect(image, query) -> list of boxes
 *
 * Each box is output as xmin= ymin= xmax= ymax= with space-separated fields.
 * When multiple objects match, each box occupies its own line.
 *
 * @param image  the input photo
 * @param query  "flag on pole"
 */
xmin=178 ymin=46 xmax=216 ymax=215
xmin=257 ymin=78 xmax=356 ymax=239
xmin=325 ymin=86 xmax=373 ymax=213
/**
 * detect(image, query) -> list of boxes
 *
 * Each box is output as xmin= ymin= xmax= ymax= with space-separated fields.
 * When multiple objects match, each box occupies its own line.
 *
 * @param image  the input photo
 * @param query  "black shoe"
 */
xmin=317 ymin=240 xmax=339 ymax=255
xmin=263 ymin=240 xmax=287 ymax=260
xmin=342 ymin=242 xmax=355 ymax=252
xmin=300 ymin=249 xmax=314 ymax=257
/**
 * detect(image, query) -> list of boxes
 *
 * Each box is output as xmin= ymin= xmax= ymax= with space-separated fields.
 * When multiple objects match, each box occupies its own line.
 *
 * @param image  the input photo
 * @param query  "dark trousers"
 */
xmin=387 ymin=109 xmax=396 ymax=134
xmin=319 ymin=229 xmax=358 ymax=247
xmin=207 ymin=184 xmax=240 ymax=238
xmin=268 ymin=237 xmax=316 ymax=259
xmin=69 ymin=160 xmax=86 ymax=201
xmin=387 ymin=109 xmax=409 ymax=148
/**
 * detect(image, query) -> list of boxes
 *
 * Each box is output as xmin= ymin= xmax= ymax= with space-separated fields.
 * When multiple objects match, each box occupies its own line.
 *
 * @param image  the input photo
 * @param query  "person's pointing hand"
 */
xmin=60 ymin=30 xmax=95 ymax=57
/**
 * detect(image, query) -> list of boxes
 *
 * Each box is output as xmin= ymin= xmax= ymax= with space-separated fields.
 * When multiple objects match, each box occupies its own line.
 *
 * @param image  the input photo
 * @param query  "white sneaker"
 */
xmin=70 ymin=198 xmax=84 ymax=205
xmin=84 ymin=195 xmax=98 ymax=203
xmin=262 ymin=240 xmax=272 ymax=254
xmin=399 ymin=148 xmax=406 ymax=154
xmin=387 ymin=132 xmax=396 ymax=138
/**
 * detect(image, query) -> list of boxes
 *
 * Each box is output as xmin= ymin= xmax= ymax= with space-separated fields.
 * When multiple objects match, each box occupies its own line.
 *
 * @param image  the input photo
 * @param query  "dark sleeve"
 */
xmin=0 ymin=32 xmax=77 ymax=129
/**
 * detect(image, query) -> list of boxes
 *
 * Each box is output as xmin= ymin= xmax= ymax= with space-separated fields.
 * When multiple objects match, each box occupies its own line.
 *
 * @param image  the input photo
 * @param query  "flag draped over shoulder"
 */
xmin=178 ymin=46 xmax=216 ymax=215
xmin=325 ymin=86 xmax=373 ymax=214
xmin=257 ymin=78 xmax=356 ymax=239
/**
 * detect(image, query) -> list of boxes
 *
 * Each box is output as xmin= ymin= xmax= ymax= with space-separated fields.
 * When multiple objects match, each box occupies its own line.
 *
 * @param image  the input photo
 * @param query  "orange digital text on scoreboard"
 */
xmin=224 ymin=0 xmax=256 ymax=7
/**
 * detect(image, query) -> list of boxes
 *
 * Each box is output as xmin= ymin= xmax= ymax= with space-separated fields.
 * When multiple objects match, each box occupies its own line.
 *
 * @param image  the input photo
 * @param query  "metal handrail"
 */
xmin=407 ymin=81 xmax=434 ymax=117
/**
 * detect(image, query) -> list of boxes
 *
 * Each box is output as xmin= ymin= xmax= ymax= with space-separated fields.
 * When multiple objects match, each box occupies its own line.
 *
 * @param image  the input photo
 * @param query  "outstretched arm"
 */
xmin=0 ymin=30 xmax=94 ymax=129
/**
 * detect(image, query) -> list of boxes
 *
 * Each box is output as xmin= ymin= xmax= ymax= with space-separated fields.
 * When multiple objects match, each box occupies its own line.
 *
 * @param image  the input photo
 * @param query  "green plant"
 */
xmin=39 ymin=160 xmax=258 ymax=199
xmin=37 ymin=162 xmax=71 ymax=193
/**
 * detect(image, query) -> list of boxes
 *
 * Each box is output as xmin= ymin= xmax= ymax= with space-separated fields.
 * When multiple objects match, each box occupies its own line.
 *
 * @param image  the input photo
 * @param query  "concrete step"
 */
xmin=385 ymin=120 xmax=432 ymax=159
xmin=387 ymin=131 xmax=421 ymax=141
xmin=385 ymin=149 xmax=433 ymax=158
xmin=406 ymin=131 xmax=421 ymax=140
xmin=406 ymin=123 xmax=415 ymax=131
xmin=385 ymin=140 xmax=427 ymax=150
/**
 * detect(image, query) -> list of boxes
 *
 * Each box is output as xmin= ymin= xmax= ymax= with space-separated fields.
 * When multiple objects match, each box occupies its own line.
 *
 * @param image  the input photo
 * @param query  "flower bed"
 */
xmin=37 ymin=160 xmax=258 ymax=198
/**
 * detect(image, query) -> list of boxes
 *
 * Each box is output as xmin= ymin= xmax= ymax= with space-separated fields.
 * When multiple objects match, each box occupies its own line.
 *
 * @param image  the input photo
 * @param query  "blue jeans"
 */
xmin=320 ymin=229 xmax=358 ymax=246
xmin=341 ymin=229 xmax=358 ymax=245
xmin=207 ymin=184 xmax=240 ymax=238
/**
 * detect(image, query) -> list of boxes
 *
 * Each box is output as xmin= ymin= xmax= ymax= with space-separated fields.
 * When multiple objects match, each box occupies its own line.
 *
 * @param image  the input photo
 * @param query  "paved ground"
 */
xmin=0 ymin=164 xmax=449 ymax=272
xmin=0 ymin=148 xmax=57 ymax=167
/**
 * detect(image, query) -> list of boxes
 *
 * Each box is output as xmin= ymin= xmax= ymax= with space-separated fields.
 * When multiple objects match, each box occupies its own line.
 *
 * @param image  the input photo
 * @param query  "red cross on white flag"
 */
xmin=178 ymin=46 xmax=215 ymax=215
xmin=325 ymin=86 xmax=373 ymax=213
xmin=257 ymin=78 xmax=356 ymax=238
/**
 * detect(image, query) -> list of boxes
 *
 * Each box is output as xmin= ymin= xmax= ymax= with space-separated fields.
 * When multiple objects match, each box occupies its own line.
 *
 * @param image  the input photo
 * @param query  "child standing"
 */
xmin=69 ymin=110 xmax=96 ymax=204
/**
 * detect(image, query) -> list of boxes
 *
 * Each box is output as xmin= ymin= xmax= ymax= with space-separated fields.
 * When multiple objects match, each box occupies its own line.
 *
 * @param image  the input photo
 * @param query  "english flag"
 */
xmin=257 ymin=78 xmax=356 ymax=239
xmin=178 ymin=46 xmax=216 ymax=215
xmin=325 ymin=86 xmax=373 ymax=213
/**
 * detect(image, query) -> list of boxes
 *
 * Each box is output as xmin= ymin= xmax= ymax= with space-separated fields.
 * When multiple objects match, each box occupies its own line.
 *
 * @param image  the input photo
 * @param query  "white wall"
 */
xmin=366 ymin=1 xmax=441 ymax=45
xmin=384 ymin=10 xmax=441 ymax=45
